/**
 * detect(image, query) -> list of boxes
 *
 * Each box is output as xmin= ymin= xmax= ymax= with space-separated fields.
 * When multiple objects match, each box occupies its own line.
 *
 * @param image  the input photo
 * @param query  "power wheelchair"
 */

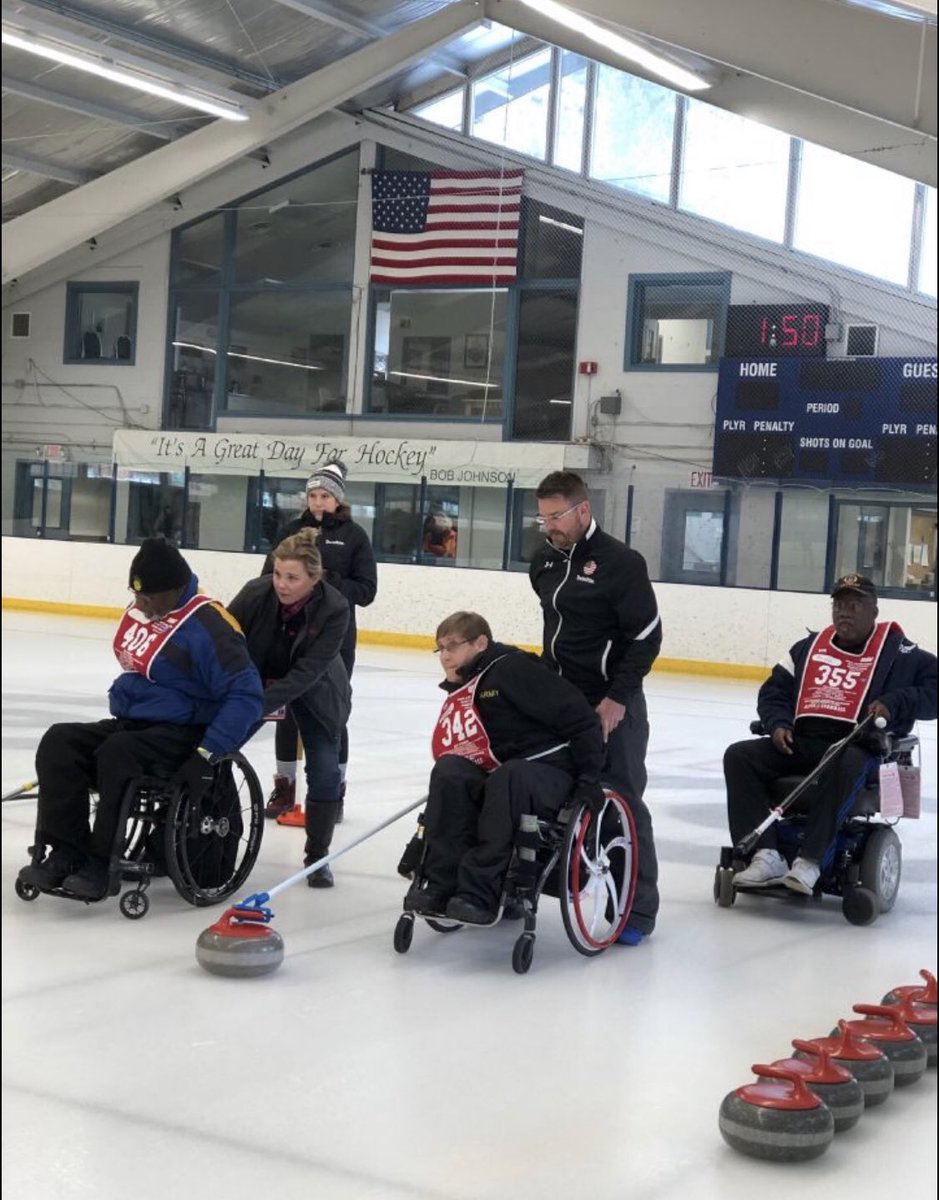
xmin=14 ymin=753 xmax=264 ymax=920
xmin=394 ymin=787 xmax=638 ymax=974
xmin=714 ymin=719 xmax=920 ymax=927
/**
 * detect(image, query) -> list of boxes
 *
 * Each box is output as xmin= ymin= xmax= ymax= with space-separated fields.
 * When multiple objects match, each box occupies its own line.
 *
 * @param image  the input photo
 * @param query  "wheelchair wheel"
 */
xmin=394 ymin=913 xmax=415 ymax=953
xmin=164 ymin=753 xmax=264 ymax=907
xmin=512 ymin=933 xmax=535 ymax=975
xmin=843 ymin=885 xmax=879 ymax=926
xmin=859 ymin=827 xmax=902 ymax=913
xmin=119 ymin=889 xmax=150 ymax=920
xmin=559 ymin=789 xmax=638 ymax=956
xmin=15 ymin=878 xmax=40 ymax=902
xmin=714 ymin=866 xmax=736 ymax=908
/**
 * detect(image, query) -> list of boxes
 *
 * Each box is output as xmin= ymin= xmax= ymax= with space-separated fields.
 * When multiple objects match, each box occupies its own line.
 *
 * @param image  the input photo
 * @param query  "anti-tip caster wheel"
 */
xmin=15 ymin=878 xmax=40 ymax=902
xmin=714 ymin=867 xmax=736 ymax=908
xmin=394 ymin=913 xmax=415 ymax=953
xmin=512 ymin=933 xmax=535 ymax=975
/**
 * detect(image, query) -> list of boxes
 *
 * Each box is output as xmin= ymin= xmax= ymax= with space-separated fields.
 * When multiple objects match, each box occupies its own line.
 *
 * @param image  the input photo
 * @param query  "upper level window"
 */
xmin=680 ymin=101 xmax=790 ymax=243
xmin=412 ymin=89 xmax=464 ymax=132
xmin=471 ymin=48 xmax=551 ymax=160
xmin=554 ymin=50 xmax=588 ymax=172
xmin=64 ymin=282 xmax=138 ymax=365
xmin=794 ymin=142 xmax=915 ymax=284
xmin=626 ymin=273 xmax=730 ymax=369
xmin=590 ymin=67 xmax=675 ymax=203
xmin=919 ymin=187 xmax=937 ymax=297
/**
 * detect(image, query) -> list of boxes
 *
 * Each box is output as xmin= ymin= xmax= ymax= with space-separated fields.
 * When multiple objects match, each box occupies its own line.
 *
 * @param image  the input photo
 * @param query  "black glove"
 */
xmin=178 ymin=748 xmax=216 ymax=803
xmin=571 ymin=779 xmax=606 ymax=816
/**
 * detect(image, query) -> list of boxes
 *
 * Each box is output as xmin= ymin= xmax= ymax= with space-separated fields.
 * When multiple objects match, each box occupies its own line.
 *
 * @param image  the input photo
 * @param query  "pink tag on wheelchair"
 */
xmin=878 ymin=762 xmax=904 ymax=819
xmin=899 ymin=765 xmax=921 ymax=819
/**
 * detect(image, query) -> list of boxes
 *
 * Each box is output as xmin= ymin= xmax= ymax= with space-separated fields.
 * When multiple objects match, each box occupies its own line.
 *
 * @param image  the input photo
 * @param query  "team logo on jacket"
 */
xmin=583 ymin=560 xmax=597 ymax=575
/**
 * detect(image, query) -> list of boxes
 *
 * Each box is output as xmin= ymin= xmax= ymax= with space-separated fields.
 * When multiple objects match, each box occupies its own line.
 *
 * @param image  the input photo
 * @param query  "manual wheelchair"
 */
xmin=14 ymin=753 xmax=264 ymax=920
xmin=714 ymin=720 xmax=919 ymax=927
xmin=394 ymin=787 xmax=638 ymax=974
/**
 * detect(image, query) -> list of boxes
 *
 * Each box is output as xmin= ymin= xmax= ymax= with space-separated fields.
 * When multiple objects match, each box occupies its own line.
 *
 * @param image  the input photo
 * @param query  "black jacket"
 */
xmin=529 ymin=522 xmax=662 ymax=706
xmin=228 ymin=576 xmax=351 ymax=739
xmin=758 ymin=624 xmax=937 ymax=740
xmin=263 ymin=507 xmax=377 ymax=666
xmin=443 ymin=642 xmax=604 ymax=784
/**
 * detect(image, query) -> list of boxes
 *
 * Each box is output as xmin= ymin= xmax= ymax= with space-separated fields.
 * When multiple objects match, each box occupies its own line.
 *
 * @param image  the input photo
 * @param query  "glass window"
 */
xmin=512 ymin=289 xmax=577 ymax=440
xmin=118 ymin=470 xmax=190 ymax=546
xmin=172 ymin=215 xmax=225 ymax=286
xmin=919 ymin=187 xmax=937 ymax=297
xmin=590 ymin=67 xmax=675 ymax=203
xmin=794 ymin=142 xmax=916 ymax=284
xmin=370 ymin=289 xmax=506 ymax=418
xmin=64 ymin=282 xmax=138 ymax=364
xmin=234 ymin=153 xmax=357 ymax=285
xmin=834 ymin=500 xmax=936 ymax=599
xmin=375 ymin=483 xmax=422 ymax=560
xmin=167 ymin=293 xmax=220 ymax=430
xmin=471 ymin=48 xmax=552 ymax=159
xmin=626 ymin=273 xmax=730 ymax=368
xmin=412 ymin=89 xmax=464 ymax=132
xmin=554 ymin=50 xmax=588 ymax=172
xmin=776 ymin=489 xmax=828 ymax=592
xmin=223 ymin=290 xmax=352 ymax=416
xmin=519 ymin=199 xmax=584 ymax=279
xmin=680 ymin=101 xmax=790 ymax=242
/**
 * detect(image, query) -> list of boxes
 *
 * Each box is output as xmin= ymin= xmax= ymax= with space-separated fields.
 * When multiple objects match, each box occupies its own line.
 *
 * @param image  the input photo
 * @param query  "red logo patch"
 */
xmin=583 ymin=560 xmax=597 ymax=576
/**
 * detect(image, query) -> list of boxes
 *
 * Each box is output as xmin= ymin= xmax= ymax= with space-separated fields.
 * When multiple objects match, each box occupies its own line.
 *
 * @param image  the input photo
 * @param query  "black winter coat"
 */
xmin=263 ymin=506 xmax=377 ymax=668
xmin=529 ymin=521 xmax=662 ymax=706
xmin=758 ymin=624 xmax=937 ymax=740
xmin=228 ymin=576 xmax=351 ymax=739
xmin=443 ymin=642 xmax=604 ymax=784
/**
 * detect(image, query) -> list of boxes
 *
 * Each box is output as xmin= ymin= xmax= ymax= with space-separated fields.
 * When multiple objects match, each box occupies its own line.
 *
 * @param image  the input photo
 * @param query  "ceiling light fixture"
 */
xmin=514 ymin=0 xmax=712 ymax=92
xmin=1 ymin=26 xmax=251 ymax=121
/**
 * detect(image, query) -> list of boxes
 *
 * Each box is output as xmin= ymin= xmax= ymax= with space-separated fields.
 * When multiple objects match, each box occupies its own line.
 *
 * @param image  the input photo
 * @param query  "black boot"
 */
xmin=304 ymin=800 xmax=341 ymax=888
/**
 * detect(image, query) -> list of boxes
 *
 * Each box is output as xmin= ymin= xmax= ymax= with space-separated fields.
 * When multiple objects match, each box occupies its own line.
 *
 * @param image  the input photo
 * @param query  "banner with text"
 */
xmin=112 ymin=431 xmax=566 ymax=489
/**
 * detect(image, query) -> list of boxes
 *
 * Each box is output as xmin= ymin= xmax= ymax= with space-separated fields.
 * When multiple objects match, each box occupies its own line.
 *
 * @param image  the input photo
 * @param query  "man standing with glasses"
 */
xmin=529 ymin=471 xmax=662 ymax=942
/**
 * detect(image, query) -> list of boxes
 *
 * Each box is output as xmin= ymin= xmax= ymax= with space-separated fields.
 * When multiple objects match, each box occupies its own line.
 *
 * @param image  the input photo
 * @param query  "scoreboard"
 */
xmin=713 ymin=357 xmax=937 ymax=489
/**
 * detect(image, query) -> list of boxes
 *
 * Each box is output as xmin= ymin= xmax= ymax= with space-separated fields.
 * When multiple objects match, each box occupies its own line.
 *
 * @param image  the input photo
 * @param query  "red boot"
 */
xmin=265 ymin=776 xmax=295 ymax=819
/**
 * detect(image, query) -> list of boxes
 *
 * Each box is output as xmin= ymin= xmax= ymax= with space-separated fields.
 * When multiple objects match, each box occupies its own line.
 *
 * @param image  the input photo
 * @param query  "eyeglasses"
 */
xmin=433 ymin=639 xmax=470 ymax=654
xmin=535 ymin=501 xmax=582 ymax=527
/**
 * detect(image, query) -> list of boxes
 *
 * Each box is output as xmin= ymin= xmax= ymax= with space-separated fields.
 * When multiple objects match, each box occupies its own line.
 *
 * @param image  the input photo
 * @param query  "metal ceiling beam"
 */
xmin=2 ymin=149 xmax=97 ymax=184
xmin=484 ymin=0 xmax=936 ymax=183
xmin=488 ymin=0 xmax=937 ymax=137
xmin=2 ymin=0 xmax=484 ymax=282
xmin=15 ymin=0 xmax=281 ymax=92
xmin=2 ymin=72 xmax=184 ymax=139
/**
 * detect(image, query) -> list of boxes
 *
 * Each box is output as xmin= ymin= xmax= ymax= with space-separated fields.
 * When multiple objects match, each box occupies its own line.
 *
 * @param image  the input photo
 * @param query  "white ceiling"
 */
xmin=1 ymin=0 xmax=936 ymax=285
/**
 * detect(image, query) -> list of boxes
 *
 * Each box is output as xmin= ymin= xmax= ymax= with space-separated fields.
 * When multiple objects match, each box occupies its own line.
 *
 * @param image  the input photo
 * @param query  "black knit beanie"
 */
xmin=129 ymin=537 xmax=192 ymax=594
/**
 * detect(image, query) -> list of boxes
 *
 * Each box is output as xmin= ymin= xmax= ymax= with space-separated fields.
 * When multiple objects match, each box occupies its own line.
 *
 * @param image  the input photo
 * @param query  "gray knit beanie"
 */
xmin=305 ymin=460 xmax=347 ymax=503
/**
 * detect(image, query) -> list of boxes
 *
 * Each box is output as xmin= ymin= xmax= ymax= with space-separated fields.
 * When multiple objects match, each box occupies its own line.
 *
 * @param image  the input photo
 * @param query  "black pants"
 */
xmin=723 ymin=735 xmax=874 ymax=862
xmin=422 ymin=756 xmax=573 ymax=910
xmin=34 ymin=719 xmax=204 ymax=862
xmin=274 ymin=643 xmax=355 ymax=769
xmin=602 ymin=691 xmax=659 ymax=935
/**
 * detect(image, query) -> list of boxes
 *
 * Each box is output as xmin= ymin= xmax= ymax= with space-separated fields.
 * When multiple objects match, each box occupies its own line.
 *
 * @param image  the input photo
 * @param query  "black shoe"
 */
xmin=404 ymin=885 xmax=450 ymax=915
xmin=307 ymin=864 xmax=334 ymax=888
xmin=446 ymin=895 xmax=496 ymax=925
xmin=61 ymin=858 xmax=110 ymax=901
xmin=18 ymin=849 xmax=82 ymax=891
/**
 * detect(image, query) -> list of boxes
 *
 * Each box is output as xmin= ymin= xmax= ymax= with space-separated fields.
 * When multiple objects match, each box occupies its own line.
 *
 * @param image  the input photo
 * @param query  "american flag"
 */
xmin=370 ymin=168 xmax=524 ymax=286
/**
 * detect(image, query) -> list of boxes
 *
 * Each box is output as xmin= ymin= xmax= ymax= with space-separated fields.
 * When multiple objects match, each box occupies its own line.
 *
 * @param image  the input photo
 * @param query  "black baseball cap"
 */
xmin=831 ymin=574 xmax=877 ymax=600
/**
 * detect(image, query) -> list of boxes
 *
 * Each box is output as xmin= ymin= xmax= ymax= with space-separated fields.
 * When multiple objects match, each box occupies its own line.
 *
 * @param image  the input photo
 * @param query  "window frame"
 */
xmin=624 ymin=271 xmax=731 ymax=372
xmin=63 ymin=281 xmax=139 ymax=366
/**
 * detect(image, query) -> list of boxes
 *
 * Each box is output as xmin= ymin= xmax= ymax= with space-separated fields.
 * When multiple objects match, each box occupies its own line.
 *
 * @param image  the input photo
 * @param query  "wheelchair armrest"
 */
xmin=749 ymin=720 xmax=766 ymax=736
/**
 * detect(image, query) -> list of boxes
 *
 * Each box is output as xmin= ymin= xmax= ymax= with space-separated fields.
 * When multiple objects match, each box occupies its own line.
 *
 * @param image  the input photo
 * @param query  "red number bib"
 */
xmin=114 ymin=594 xmax=215 ymax=679
xmin=431 ymin=670 xmax=501 ymax=772
xmin=795 ymin=621 xmax=897 ymax=725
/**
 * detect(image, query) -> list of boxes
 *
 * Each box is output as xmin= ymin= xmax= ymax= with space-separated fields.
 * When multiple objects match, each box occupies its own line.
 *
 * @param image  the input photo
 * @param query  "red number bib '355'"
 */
xmin=795 ymin=621 xmax=899 ymax=725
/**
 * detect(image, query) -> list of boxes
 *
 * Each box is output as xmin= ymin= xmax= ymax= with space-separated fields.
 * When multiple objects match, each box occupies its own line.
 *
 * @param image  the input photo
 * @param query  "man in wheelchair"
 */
xmin=405 ymin=611 xmax=605 ymax=925
xmin=724 ymin=575 xmax=936 ymax=894
xmin=17 ymin=537 xmax=263 ymax=902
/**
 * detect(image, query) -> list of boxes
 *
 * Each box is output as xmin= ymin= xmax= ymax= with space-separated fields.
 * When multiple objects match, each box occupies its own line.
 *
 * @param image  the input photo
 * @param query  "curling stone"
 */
xmin=763 ymin=1040 xmax=864 ymax=1133
xmin=719 ymin=1064 xmax=835 ymax=1162
xmin=835 ymin=1005 xmax=928 ymax=1087
xmin=794 ymin=1020 xmax=894 ymax=1108
xmin=883 ymin=968 xmax=937 ymax=1012
xmin=196 ymin=908 xmax=284 ymax=978
xmin=874 ymin=998 xmax=937 ymax=1068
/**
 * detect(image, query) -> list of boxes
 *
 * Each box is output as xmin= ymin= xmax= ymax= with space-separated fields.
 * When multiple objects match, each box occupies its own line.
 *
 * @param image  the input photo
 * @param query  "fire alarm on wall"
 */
xmin=578 ymin=361 xmax=598 ymax=375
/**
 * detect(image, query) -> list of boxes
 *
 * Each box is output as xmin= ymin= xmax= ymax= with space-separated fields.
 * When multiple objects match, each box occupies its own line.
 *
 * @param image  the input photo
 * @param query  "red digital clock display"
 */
xmin=725 ymin=304 xmax=830 ymax=359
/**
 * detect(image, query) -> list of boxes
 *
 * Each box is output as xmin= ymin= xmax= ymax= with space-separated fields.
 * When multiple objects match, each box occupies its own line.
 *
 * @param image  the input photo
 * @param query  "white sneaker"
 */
xmin=733 ymin=848 xmax=788 ymax=887
xmin=783 ymin=857 xmax=820 ymax=895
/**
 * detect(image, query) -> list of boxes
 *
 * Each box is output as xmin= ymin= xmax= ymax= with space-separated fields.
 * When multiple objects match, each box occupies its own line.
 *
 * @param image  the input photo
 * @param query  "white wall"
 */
xmin=3 ymin=537 xmax=934 ymax=669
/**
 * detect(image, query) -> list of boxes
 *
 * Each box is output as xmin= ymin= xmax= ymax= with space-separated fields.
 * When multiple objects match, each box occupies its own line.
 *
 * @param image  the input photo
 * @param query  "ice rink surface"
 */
xmin=2 ymin=611 xmax=936 ymax=1200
